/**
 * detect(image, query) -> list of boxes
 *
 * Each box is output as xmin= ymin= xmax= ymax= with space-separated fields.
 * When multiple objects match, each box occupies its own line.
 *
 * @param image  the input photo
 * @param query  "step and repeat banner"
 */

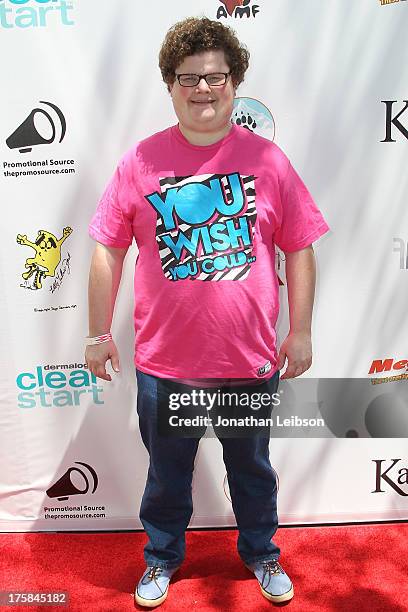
xmin=0 ymin=0 xmax=407 ymax=531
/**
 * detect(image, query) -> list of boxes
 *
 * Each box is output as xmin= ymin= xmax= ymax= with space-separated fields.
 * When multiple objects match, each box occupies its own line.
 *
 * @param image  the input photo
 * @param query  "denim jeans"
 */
xmin=136 ymin=369 xmax=281 ymax=569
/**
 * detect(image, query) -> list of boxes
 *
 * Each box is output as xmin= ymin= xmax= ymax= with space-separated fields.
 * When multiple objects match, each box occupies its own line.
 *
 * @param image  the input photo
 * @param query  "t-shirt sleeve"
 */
xmin=88 ymin=154 xmax=135 ymax=248
xmin=274 ymin=160 xmax=330 ymax=253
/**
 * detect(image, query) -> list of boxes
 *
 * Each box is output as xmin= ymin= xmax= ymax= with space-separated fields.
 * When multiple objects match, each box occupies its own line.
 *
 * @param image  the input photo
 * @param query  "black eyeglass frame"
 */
xmin=175 ymin=72 xmax=231 ymax=87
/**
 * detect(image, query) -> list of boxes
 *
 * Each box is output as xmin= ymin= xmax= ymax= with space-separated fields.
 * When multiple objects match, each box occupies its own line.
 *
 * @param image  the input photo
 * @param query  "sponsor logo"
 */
xmin=258 ymin=360 xmax=271 ymax=376
xmin=379 ymin=0 xmax=407 ymax=5
xmin=372 ymin=459 xmax=408 ymax=496
xmin=6 ymin=101 xmax=66 ymax=154
xmin=3 ymin=158 xmax=76 ymax=179
xmin=47 ymin=462 xmax=98 ymax=501
xmin=16 ymin=363 xmax=104 ymax=408
xmin=216 ymin=0 xmax=260 ymax=19
xmin=0 ymin=0 xmax=75 ymax=29
xmin=393 ymin=238 xmax=408 ymax=269
xmin=232 ymin=97 xmax=275 ymax=141
xmin=17 ymin=226 xmax=72 ymax=291
xmin=3 ymin=101 xmax=77 ymax=178
xmin=369 ymin=358 xmax=408 ymax=384
xmin=381 ymin=100 xmax=408 ymax=142
xmin=145 ymin=173 xmax=257 ymax=282
xmin=44 ymin=462 xmax=108 ymax=520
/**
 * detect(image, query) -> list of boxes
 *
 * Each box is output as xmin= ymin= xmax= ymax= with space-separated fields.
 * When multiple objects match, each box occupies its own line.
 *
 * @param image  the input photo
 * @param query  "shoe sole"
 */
xmin=260 ymin=583 xmax=294 ymax=603
xmin=135 ymin=585 xmax=169 ymax=608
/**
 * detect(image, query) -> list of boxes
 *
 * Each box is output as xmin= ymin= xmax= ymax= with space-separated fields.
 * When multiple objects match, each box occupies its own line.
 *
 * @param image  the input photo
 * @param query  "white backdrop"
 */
xmin=1 ymin=0 xmax=407 ymax=531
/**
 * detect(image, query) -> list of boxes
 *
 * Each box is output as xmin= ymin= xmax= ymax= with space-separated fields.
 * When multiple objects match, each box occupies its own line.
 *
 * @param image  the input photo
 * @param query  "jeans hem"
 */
xmin=242 ymin=553 xmax=280 ymax=565
xmin=144 ymin=558 xmax=182 ymax=570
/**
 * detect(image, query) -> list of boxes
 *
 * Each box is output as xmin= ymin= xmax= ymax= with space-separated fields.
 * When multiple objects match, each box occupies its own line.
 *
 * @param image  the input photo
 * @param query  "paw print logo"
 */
xmin=235 ymin=112 xmax=257 ymax=132
xmin=232 ymin=97 xmax=275 ymax=141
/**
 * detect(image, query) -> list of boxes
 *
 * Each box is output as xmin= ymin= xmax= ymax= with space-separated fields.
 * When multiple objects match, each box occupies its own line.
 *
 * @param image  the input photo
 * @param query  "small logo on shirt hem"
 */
xmin=258 ymin=361 xmax=271 ymax=376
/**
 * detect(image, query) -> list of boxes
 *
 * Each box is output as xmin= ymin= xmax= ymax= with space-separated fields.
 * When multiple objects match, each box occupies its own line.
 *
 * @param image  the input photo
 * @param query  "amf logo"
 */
xmin=217 ymin=0 xmax=260 ymax=19
xmin=0 ymin=0 xmax=74 ymax=29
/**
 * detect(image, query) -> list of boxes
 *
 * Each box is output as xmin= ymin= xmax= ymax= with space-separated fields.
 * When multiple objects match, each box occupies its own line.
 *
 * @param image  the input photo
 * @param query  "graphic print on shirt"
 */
xmin=145 ymin=173 xmax=257 ymax=281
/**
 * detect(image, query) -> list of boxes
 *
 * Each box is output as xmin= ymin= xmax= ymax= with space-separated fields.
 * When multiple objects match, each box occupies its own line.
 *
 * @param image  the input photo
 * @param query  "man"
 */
xmin=86 ymin=16 xmax=329 ymax=608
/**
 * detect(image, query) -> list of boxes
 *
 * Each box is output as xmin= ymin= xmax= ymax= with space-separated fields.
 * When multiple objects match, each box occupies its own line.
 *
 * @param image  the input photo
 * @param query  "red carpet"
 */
xmin=0 ymin=524 xmax=407 ymax=611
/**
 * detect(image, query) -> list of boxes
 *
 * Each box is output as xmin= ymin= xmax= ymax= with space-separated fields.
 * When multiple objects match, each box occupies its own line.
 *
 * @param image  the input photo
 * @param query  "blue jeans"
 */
xmin=136 ymin=369 xmax=281 ymax=569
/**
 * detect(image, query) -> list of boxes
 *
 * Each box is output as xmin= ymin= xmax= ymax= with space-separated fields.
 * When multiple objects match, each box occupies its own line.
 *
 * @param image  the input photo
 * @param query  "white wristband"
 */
xmin=85 ymin=333 xmax=113 ymax=346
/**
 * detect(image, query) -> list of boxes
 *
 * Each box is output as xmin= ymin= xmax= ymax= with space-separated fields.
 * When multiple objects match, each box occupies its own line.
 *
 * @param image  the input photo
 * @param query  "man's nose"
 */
xmin=195 ymin=77 xmax=211 ymax=93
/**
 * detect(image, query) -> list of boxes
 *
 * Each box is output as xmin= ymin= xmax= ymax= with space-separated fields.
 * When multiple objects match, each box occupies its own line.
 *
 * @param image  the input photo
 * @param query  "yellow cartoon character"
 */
xmin=17 ymin=227 xmax=73 ymax=290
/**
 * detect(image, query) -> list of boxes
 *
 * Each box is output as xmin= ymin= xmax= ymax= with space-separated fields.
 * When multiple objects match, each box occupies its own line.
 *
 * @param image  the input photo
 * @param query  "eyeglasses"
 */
xmin=175 ymin=72 xmax=231 ymax=87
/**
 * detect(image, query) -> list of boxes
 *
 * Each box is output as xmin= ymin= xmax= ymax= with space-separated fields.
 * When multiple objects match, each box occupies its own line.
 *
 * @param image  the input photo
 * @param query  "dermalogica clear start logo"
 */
xmin=0 ymin=0 xmax=75 ymax=29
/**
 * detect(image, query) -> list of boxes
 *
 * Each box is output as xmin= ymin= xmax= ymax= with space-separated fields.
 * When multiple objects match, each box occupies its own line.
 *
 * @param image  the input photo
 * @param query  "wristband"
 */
xmin=85 ymin=333 xmax=113 ymax=346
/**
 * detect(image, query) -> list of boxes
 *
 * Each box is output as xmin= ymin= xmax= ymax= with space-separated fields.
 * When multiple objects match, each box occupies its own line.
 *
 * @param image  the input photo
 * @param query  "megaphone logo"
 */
xmin=46 ymin=461 xmax=98 ymax=501
xmin=6 ymin=100 xmax=66 ymax=153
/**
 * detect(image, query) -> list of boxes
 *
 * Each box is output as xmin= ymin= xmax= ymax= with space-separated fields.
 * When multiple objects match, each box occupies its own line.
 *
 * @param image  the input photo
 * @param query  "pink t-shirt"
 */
xmin=89 ymin=123 xmax=329 ymax=382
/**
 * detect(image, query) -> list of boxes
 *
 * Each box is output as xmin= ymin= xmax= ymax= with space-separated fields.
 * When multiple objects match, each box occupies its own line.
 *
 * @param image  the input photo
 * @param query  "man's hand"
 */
xmin=277 ymin=331 xmax=312 ymax=379
xmin=85 ymin=340 xmax=120 ymax=382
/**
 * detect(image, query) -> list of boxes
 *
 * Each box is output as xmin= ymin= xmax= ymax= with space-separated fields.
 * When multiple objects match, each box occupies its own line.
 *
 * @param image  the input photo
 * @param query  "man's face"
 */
xmin=169 ymin=50 xmax=235 ymax=134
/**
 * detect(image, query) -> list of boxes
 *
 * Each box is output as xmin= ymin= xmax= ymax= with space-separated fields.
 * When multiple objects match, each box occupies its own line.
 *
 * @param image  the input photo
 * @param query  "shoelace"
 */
xmin=147 ymin=566 xmax=163 ymax=580
xmin=143 ymin=566 xmax=165 ymax=594
xmin=261 ymin=560 xmax=284 ymax=587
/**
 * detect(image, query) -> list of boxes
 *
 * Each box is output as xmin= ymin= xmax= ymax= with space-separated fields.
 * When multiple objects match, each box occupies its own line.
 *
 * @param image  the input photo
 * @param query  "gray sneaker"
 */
xmin=135 ymin=565 xmax=179 ymax=608
xmin=246 ymin=559 xmax=294 ymax=603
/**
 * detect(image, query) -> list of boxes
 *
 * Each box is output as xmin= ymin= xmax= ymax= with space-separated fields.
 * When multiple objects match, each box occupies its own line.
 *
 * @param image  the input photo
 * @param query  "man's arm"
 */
xmin=85 ymin=242 xmax=128 ymax=381
xmin=277 ymin=245 xmax=316 ymax=379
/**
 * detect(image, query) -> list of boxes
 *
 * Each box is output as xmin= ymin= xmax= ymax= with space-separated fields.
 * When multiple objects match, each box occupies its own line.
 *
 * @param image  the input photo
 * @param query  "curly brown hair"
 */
xmin=159 ymin=17 xmax=250 ymax=91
